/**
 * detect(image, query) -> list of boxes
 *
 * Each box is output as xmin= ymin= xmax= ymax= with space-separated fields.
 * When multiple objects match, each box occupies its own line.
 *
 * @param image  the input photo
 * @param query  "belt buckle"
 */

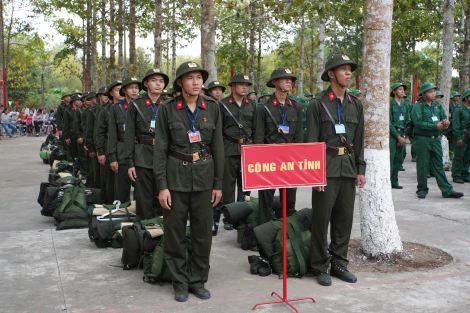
xmin=152 ymin=138 xmax=155 ymax=145
xmin=192 ymin=152 xmax=200 ymax=162
xmin=337 ymin=147 xmax=346 ymax=156
xmin=238 ymin=138 xmax=244 ymax=144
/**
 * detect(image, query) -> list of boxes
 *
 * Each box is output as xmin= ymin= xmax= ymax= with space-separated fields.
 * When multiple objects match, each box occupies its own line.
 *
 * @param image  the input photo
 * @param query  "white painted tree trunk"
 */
xmin=315 ymin=18 xmax=325 ymax=92
xmin=200 ymin=0 xmax=217 ymax=82
xmin=359 ymin=0 xmax=403 ymax=257
xmin=442 ymin=137 xmax=451 ymax=170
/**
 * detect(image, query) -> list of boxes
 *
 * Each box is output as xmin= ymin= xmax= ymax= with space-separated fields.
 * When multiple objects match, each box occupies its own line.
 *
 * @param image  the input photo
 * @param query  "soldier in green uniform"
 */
xmin=247 ymin=89 xmax=257 ymax=101
xmin=123 ymin=69 xmax=168 ymax=219
xmin=304 ymin=92 xmax=313 ymax=102
xmin=451 ymin=88 xmax=470 ymax=183
xmin=257 ymin=90 xmax=271 ymax=104
xmin=389 ymin=83 xmax=410 ymax=188
xmin=200 ymin=84 xmax=208 ymax=96
xmin=96 ymin=81 xmax=122 ymax=203
xmin=73 ymin=92 xmax=89 ymax=178
xmin=306 ymin=54 xmax=367 ymax=287
xmin=435 ymin=91 xmax=444 ymax=103
xmin=63 ymin=94 xmax=82 ymax=165
xmin=161 ymin=89 xmax=171 ymax=100
xmin=84 ymin=89 xmax=101 ymax=188
xmin=154 ymin=61 xmax=224 ymax=302
xmin=108 ymin=77 xmax=139 ymax=203
xmin=206 ymin=81 xmax=226 ymax=102
xmin=56 ymin=93 xmax=70 ymax=142
xmin=448 ymin=91 xmax=461 ymax=159
xmin=411 ymin=82 xmax=464 ymax=199
xmin=253 ymin=67 xmax=303 ymax=225
xmin=172 ymin=88 xmax=181 ymax=98
xmin=298 ymin=96 xmax=309 ymax=142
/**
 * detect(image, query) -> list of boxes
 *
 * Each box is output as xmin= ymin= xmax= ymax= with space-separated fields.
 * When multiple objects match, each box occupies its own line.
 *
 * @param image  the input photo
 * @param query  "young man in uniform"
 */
xmin=124 ymin=69 xmax=168 ymax=219
xmin=85 ymin=89 xmax=104 ymax=188
xmin=63 ymin=94 xmax=82 ymax=166
xmin=411 ymin=82 xmax=464 ymax=199
xmin=304 ymin=92 xmax=313 ymax=102
xmin=56 ymin=93 xmax=70 ymax=141
xmin=390 ymin=83 xmax=410 ymax=189
xmin=73 ymin=92 xmax=90 ymax=179
xmin=96 ymin=81 xmax=121 ymax=204
xmin=451 ymin=89 xmax=470 ymax=183
xmin=257 ymin=90 xmax=271 ymax=104
xmin=306 ymin=54 xmax=367 ymax=286
xmin=154 ymin=61 xmax=224 ymax=302
xmin=206 ymin=81 xmax=226 ymax=102
xmin=161 ymin=89 xmax=171 ymax=100
xmin=253 ymin=67 xmax=303 ymax=225
xmin=108 ymin=77 xmax=139 ymax=203
xmin=247 ymin=89 xmax=257 ymax=101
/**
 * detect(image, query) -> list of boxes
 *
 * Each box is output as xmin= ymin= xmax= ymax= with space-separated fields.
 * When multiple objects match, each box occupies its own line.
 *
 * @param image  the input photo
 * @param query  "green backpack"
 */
xmin=54 ymin=185 xmax=89 ymax=230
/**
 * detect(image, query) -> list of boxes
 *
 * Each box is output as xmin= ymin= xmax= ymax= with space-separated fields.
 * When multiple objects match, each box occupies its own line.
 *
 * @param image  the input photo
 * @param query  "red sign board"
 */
xmin=241 ymin=143 xmax=326 ymax=191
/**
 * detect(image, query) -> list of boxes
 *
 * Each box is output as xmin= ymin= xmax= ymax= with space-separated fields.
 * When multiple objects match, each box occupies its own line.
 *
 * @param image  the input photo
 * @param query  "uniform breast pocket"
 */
xmin=241 ymin=111 xmax=254 ymax=127
xmin=287 ymin=116 xmax=298 ymax=133
xmin=169 ymin=121 xmax=188 ymax=144
xmin=345 ymin=116 xmax=359 ymax=139
xmin=321 ymin=115 xmax=335 ymax=135
xmin=198 ymin=122 xmax=215 ymax=141
xmin=116 ymin=116 xmax=126 ymax=131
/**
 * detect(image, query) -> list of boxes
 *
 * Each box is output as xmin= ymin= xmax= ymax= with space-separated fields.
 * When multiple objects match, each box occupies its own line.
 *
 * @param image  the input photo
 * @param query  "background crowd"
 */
xmin=0 ymin=105 xmax=57 ymax=140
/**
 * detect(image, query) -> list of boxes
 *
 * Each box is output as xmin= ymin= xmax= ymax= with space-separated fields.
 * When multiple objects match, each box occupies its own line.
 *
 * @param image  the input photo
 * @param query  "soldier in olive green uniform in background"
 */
xmin=304 ymin=92 xmax=313 ymax=102
xmin=73 ymin=92 xmax=89 ymax=179
xmin=253 ymin=67 xmax=303 ymax=225
xmin=96 ymin=81 xmax=122 ymax=203
xmin=247 ymin=89 xmax=257 ymax=101
xmin=64 ymin=94 xmax=82 ymax=165
xmin=108 ymin=77 xmax=139 ymax=203
xmin=206 ymin=81 xmax=226 ymax=102
xmin=307 ymin=54 xmax=367 ymax=287
xmin=154 ymin=62 xmax=224 ymax=302
xmin=161 ymin=88 xmax=171 ymax=100
xmin=257 ymin=90 xmax=271 ymax=104
xmin=56 ymin=93 xmax=70 ymax=143
xmin=390 ymin=83 xmax=410 ymax=189
xmin=411 ymin=82 xmax=463 ymax=199
xmin=124 ymin=69 xmax=168 ymax=219
xmin=85 ymin=89 xmax=104 ymax=188
xmin=451 ymin=89 xmax=470 ymax=183
xmin=449 ymin=91 xmax=462 ymax=159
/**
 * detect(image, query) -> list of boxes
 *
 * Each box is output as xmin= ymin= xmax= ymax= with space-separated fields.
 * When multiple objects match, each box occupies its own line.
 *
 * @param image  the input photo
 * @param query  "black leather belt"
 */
xmin=136 ymin=138 xmax=155 ymax=145
xmin=223 ymin=134 xmax=252 ymax=144
xmin=169 ymin=147 xmax=212 ymax=163
xmin=118 ymin=138 xmax=124 ymax=143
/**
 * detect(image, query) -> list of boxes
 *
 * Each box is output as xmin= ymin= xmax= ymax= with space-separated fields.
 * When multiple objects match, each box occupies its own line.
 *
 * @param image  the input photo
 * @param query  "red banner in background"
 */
xmin=241 ymin=143 xmax=326 ymax=191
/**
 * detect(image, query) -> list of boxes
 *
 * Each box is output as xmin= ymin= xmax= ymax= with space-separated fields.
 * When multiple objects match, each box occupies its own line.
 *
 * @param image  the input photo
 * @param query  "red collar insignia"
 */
xmin=273 ymin=99 xmax=278 ymax=106
xmin=201 ymin=100 xmax=207 ymax=110
xmin=61 ymin=103 xmax=66 ymax=107
xmin=228 ymin=98 xmax=233 ymax=104
xmin=176 ymin=101 xmax=183 ymax=110
xmin=203 ymin=117 xmax=207 ymax=122
xmin=328 ymin=92 xmax=335 ymax=102
xmin=288 ymin=99 xmax=293 ymax=106
xmin=158 ymin=99 xmax=163 ymax=104
xmin=123 ymin=103 xmax=128 ymax=111
xmin=145 ymin=99 xmax=151 ymax=107
xmin=71 ymin=107 xmax=75 ymax=111
xmin=245 ymin=98 xmax=249 ymax=104
xmin=347 ymin=94 xmax=352 ymax=102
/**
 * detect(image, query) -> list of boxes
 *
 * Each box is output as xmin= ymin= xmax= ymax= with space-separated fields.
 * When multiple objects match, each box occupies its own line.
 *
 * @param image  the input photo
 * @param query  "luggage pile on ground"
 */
xmin=39 ymin=134 xmax=63 ymax=165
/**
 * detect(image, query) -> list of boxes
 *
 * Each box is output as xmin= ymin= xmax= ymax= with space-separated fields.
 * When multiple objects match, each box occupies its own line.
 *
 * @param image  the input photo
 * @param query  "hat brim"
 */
xmin=142 ymin=73 xmax=170 ymax=92
xmin=173 ymin=69 xmax=209 ymax=92
xmin=419 ymin=85 xmax=438 ymax=96
xmin=208 ymin=85 xmax=226 ymax=93
xmin=390 ymin=84 xmax=407 ymax=97
xmin=228 ymin=80 xmax=253 ymax=87
xmin=321 ymin=61 xmax=358 ymax=82
xmin=266 ymin=75 xmax=297 ymax=88
xmin=119 ymin=82 xmax=142 ymax=96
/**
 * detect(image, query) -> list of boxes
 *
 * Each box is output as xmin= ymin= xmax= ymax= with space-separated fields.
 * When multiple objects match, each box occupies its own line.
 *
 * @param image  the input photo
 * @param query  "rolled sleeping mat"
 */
xmin=253 ymin=220 xmax=281 ymax=259
xmin=221 ymin=197 xmax=259 ymax=225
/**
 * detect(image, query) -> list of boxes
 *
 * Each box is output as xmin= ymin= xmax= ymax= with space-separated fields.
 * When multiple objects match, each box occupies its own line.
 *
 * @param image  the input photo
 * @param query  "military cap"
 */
xmin=450 ymin=91 xmax=461 ymax=98
xmin=229 ymin=73 xmax=253 ymax=86
xmin=119 ymin=76 xmax=142 ymax=96
xmin=435 ymin=91 xmax=444 ymax=99
xmin=321 ymin=54 xmax=358 ymax=82
xmin=298 ymin=96 xmax=309 ymax=106
xmin=141 ymin=68 xmax=169 ymax=91
xmin=390 ymin=82 xmax=407 ymax=97
xmin=173 ymin=61 xmax=209 ymax=92
xmin=304 ymin=92 xmax=313 ymax=97
xmin=202 ymin=84 xmax=208 ymax=91
xmin=61 ymin=93 xmax=71 ymax=100
xmin=247 ymin=89 xmax=256 ymax=96
xmin=80 ymin=92 xmax=89 ymax=101
xmin=107 ymin=80 xmax=123 ymax=100
xmin=87 ymin=91 xmax=97 ymax=98
xmin=315 ymin=91 xmax=322 ymax=97
xmin=461 ymin=89 xmax=470 ymax=100
xmin=418 ymin=82 xmax=438 ymax=96
xmin=350 ymin=90 xmax=362 ymax=96
xmin=70 ymin=94 xmax=82 ymax=102
xmin=267 ymin=67 xmax=297 ymax=87
xmin=161 ymin=89 xmax=170 ymax=96
xmin=71 ymin=90 xmax=82 ymax=97
xmin=97 ymin=86 xmax=107 ymax=95
xmin=207 ymin=80 xmax=226 ymax=93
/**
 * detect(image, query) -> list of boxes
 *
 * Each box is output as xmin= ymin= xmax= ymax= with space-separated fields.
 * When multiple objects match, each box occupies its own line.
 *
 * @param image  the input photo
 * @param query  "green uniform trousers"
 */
xmin=135 ymin=166 xmax=162 ymax=219
xmin=451 ymin=142 xmax=470 ymax=179
xmin=66 ymin=138 xmax=78 ymax=162
xmin=114 ymin=163 xmax=131 ymax=203
xmin=163 ymin=190 xmax=212 ymax=292
xmin=86 ymin=156 xmax=100 ymax=188
xmin=310 ymin=178 xmax=356 ymax=272
xmin=100 ymin=159 xmax=115 ymax=204
xmin=411 ymin=138 xmax=416 ymax=158
xmin=77 ymin=141 xmax=87 ymax=176
xmin=258 ymin=188 xmax=296 ymax=225
xmin=390 ymin=135 xmax=406 ymax=186
xmin=414 ymin=135 xmax=454 ymax=197
xmin=222 ymin=156 xmax=249 ymax=205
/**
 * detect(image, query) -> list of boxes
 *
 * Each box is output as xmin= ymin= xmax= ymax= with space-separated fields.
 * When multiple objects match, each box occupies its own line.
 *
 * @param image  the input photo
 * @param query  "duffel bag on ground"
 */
xmin=40 ymin=184 xmax=101 ymax=217
xmin=54 ymin=185 xmax=89 ymax=230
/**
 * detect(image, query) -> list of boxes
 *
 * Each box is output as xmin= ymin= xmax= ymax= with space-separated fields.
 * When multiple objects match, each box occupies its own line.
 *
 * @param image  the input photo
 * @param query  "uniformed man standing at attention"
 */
xmin=253 ymin=67 xmax=303 ymax=225
xmin=411 ymin=82 xmax=464 ymax=199
xmin=258 ymin=90 xmax=271 ymax=104
xmin=451 ymin=89 xmax=470 ymax=184
xmin=56 ymin=93 xmax=70 ymax=142
xmin=304 ymin=92 xmax=313 ymax=102
xmin=206 ymin=81 xmax=226 ymax=102
xmin=63 ymin=94 xmax=82 ymax=166
xmin=85 ymin=89 xmax=104 ymax=188
xmin=154 ymin=61 xmax=224 ymax=302
xmin=247 ymin=89 xmax=257 ymax=101
xmin=124 ymin=69 xmax=168 ymax=219
xmin=108 ymin=77 xmax=140 ymax=203
xmin=389 ymin=83 xmax=410 ymax=189
xmin=74 ymin=92 xmax=89 ymax=179
xmin=306 ymin=54 xmax=367 ymax=287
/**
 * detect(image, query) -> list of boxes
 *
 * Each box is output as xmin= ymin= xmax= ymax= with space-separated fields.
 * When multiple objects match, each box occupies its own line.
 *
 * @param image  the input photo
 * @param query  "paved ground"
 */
xmin=0 ymin=136 xmax=469 ymax=313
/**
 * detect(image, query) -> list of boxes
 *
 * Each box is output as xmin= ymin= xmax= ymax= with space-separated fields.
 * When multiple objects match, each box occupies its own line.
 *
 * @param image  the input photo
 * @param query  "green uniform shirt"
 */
xmin=124 ymin=93 xmax=164 ymax=169
xmin=73 ymin=107 xmax=84 ymax=139
xmin=56 ymin=102 xmax=66 ymax=131
xmin=306 ymin=88 xmax=366 ymax=178
xmin=450 ymin=102 xmax=460 ymax=115
xmin=452 ymin=104 xmax=470 ymax=141
xmin=108 ymin=101 xmax=128 ymax=164
xmin=219 ymin=94 xmax=256 ymax=156
xmin=153 ymin=95 xmax=224 ymax=192
xmin=411 ymin=99 xmax=447 ymax=137
xmin=85 ymin=105 xmax=99 ymax=153
xmin=253 ymin=94 xmax=303 ymax=144
xmin=96 ymin=103 xmax=113 ymax=156
xmin=390 ymin=98 xmax=410 ymax=138
xmin=63 ymin=104 xmax=78 ymax=139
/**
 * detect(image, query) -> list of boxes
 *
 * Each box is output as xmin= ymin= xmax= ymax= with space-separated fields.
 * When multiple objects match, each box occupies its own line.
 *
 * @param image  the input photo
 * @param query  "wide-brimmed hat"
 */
xmin=460 ymin=89 xmax=470 ymax=100
xmin=266 ymin=67 xmax=297 ymax=87
xmin=173 ymin=61 xmax=209 ymax=92
xmin=418 ymin=82 xmax=438 ymax=96
xmin=450 ymin=91 xmax=461 ymax=98
xmin=119 ymin=77 xmax=142 ymax=96
xmin=97 ymin=86 xmax=107 ymax=96
xmin=390 ymin=82 xmax=407 ymax=97
xmin=141 ymin=68 xmax=169 ymax=91
xmin=207 ymin=80 xmax=226 ymax=93
xmin=106 ymin=80 xmax=123 ymax=100
xmin=350 ymin=89 xmax=362 ymax=96
xmin=321 ymin=54 xmax=357 ymax=82
xmin=70 ymin=94 xmax=82 ymax=102
xmin=229 ymin=73 xmax=253 ymax=87
xmin=435 ymin=91 xmax=444 ymax=99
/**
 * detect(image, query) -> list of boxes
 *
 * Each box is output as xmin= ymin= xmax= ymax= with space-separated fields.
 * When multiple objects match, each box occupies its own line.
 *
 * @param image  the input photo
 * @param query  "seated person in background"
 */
xmin=17 ymin=108 xmax=28 ymax=135
xmin=1 ymin=107 xmax=17 ymax=138
xmin=33 ymin=109 xmax=44 ymax=137
xmin=26 ymin=111 xmax=34 ymax=136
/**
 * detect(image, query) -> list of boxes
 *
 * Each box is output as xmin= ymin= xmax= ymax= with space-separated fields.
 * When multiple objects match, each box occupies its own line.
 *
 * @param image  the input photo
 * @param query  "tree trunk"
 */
xmin=109 ymin=0 xmax=116 ymax=81
xmin=154 ymin=0 xmax=163 ymax=69
xmin=400 ymin=49 xmax=406 ymax=83
xmin=0 ymin=0 xmax=4 ymax=108
xmin=171 ymin=1 xmax=177 ymax=82
xmin=309 ymin=22 xmax=315 ymax=93
xmin=248 ymin=2 xmax=256 ymax=81
xmin=298 ymin=15 xmax=305 ymax=96
xmin=359 ymin=0 xmax=403 ymax=257
xmin=117 ymin=0 xmax=124 ymax=77
xmin=101 ymin=0 xmax=107 ymax=85
xmin=316 ymin=18 xmax=325 ymax=92
xmin=91 ymin=0 xmax=98 ymax=90
xmin=129 ymin=0 xmax=136 ymax=76
xmin=200 ymin=0 xmax=217 ymax=82
xmin=461 ymin=0 xmax=470 ymax=91
xmin=439 ymin=0 xmax=455 ymax=170
xmin=257 ymin=25 xmax=262 ymax=95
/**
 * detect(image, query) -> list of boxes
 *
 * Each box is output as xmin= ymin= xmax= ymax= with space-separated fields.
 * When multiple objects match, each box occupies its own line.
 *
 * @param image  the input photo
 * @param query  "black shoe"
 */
xmin=241 ymin=224 xmax=254 ymax=251
xmin=391 ymin=185 xmax=403 ymax=189
xmin=315 ymin=270 xmax=332 ymax=286
xmin=224 ymin=223 xmax=233 ymax=230
xmin=453 ymin=178 xmax=465 ymax=184
xmin=258 ymin=258 xmax=272 ymax=277
xmin=412 ymin=156 xmax=417 ymax=162
xmin=399 ymin=167 xmax=405 ymax=171
xmin=330 ymin=259 xmax=357 ymax=283
xmin=444 ymin=192 xmax=464 ymax=198
xmin=248 ymin=255 xmax=261 ymax=275
xmin=174 ymin=291 xmax=189 ymax=302
xmin=189 ymin=286 xmax=211 ymax=300
xmin=462 ymin=177 xmax=470 ymax=183
xmin=418 ymin=194 xmax=426 ymax=199
xmin=212 ymin=207 xmax=221 ymax=236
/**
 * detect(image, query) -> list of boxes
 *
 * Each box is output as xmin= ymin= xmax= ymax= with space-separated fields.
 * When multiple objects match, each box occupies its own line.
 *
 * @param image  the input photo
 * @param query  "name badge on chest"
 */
xmin=399 ymin=115 xmax=404 ymax=121
xmin=188 ymin=131 xmax=202 ymax=143
xmin=279 ymin=124 xmax=290 ymax=134
xmin=150 ymin=119 xmax=156 ymax=129
xmin=431 ymin=116 xmax=439 ymax=122
xmin=335 ymin=124 xmax=346 ymax=134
